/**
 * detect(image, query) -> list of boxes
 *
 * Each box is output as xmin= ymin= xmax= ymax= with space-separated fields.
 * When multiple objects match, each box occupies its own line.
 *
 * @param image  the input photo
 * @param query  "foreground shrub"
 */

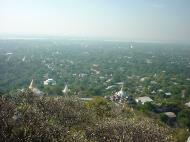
xmin=0 ymin=90 xmax=185 ymax=142
xmin=86 ymin=119 xmax=175 ymax=142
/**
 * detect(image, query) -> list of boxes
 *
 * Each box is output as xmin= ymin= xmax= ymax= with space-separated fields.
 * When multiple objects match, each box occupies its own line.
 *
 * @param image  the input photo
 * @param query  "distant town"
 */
xmin=0 ymin=39 xmax=190 ymax=141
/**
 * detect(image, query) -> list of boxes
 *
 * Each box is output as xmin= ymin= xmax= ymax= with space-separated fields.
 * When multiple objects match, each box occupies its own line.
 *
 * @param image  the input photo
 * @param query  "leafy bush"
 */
xmin=177 ymin=109 xmax=190 ymax=128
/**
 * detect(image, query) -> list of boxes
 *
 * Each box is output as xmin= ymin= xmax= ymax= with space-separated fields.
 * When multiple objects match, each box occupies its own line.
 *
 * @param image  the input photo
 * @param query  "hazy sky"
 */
xmin=0 ymin=0 xmax=190 ymax=42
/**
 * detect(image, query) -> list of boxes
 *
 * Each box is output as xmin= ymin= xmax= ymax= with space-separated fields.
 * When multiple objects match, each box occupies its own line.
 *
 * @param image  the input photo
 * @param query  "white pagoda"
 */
xmin=62 ymin=84 xmax=69 ymax=95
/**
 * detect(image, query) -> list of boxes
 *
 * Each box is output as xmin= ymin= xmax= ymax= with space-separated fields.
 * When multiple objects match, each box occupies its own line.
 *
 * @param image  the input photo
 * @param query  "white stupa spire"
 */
xmin=130 ymin=42 xmax=133 ymax=49
xmin=29 ymin=79 xmax=34 ymax=89
xmin=28 ymin=79 xmax=44 ymax=96
xmin=115 ymin=83 xmax=126 ymax=98
xmin=121 ymin=83 xmax=124 ymax=91
xmin=62 ymin=84 xmax=69 ymax=94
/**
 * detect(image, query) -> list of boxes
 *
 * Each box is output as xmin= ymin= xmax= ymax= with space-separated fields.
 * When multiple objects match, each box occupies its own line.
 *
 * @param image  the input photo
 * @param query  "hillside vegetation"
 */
xmin=1 ymin=90 xmax=188 ymax=142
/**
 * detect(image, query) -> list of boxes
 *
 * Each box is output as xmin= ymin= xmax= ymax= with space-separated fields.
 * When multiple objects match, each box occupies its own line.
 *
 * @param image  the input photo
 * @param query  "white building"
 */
xmin=140 ymin=77 xmax=148 ymax=82
xmin=106 ymin=85 xmax=116 ymax=90
xmin=164 ymin=112 xmax=176 ymax=118
xmin=185 ymin=102 xmax=190 ymax=108
xmin=158 ymin=89 xmax=163 ymax=92
xmin=135 ymin=96 xmax=153 ymax=105
xmin=44 ymin=79 xmax=56 ymax=86
xmin=6 ymin=52 xmax=13 ymax=55
xmin=165 ymin=92 xmax=172 ymax=96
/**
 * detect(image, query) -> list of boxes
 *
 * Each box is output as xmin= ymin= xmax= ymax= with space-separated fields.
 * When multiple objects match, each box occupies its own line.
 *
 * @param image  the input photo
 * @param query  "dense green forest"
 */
xmin=0 ymin=39 xmax=190 ymax=141
xmin=0 ymin=39 xmax=190 ymax=95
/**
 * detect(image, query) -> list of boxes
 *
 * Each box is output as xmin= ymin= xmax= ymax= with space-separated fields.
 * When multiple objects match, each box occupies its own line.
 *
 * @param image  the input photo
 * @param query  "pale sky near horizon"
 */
xmin=0 ymin=0 xmax=190 ymax=42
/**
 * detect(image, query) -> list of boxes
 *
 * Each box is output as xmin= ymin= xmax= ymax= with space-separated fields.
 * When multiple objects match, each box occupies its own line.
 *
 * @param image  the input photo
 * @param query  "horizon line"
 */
xmin=0 ymin=34 xmax=189 ymax=45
